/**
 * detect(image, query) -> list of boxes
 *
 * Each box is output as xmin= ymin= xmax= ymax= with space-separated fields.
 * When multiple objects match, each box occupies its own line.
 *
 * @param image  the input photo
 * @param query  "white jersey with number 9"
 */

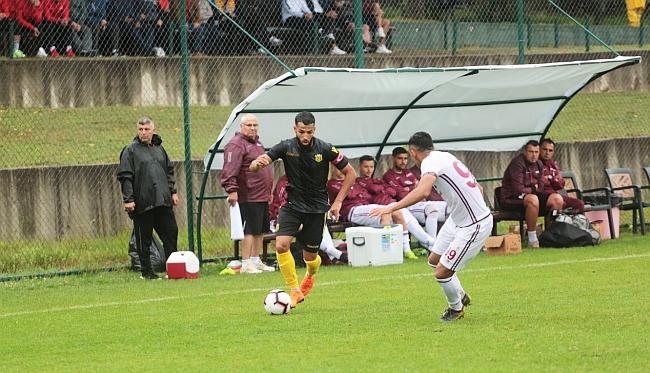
xmin=420 ymin=151 xmax=490 ymax=227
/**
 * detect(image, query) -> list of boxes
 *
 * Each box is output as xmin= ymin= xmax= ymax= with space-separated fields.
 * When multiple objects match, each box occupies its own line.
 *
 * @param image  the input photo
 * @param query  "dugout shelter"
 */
xmin=198 ymin=56 xmax=640 ymax=261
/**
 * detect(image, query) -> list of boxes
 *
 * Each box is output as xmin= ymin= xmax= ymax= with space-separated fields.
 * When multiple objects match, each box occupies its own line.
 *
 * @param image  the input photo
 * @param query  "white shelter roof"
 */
xmin=204 ymin=56 xmax=639 ymax=170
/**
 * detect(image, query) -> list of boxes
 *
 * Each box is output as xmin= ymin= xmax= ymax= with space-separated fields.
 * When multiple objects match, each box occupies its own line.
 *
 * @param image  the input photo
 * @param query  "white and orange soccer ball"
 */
xmin=264 ymin=289 xmax=292 ymax=315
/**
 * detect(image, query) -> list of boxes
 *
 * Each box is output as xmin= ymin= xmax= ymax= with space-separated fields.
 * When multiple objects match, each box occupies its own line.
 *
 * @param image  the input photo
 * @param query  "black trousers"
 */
xmin=133 ymin=206 xmax=178 ymax=275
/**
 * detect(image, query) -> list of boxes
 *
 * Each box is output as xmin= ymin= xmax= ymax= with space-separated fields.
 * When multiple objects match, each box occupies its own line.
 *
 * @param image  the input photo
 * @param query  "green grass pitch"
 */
xmin=2 ymin=234 xmax=649 ymax=372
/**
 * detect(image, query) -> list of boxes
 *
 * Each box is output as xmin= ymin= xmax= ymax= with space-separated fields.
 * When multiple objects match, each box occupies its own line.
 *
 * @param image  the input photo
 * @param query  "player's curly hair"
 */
xmin=408 ymin=132 xmax=434 ymax=152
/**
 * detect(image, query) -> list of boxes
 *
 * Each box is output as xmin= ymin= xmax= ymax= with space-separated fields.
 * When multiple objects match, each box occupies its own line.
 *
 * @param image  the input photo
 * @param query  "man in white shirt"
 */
xmin=370 ymin=131 xmax=492 ymax=322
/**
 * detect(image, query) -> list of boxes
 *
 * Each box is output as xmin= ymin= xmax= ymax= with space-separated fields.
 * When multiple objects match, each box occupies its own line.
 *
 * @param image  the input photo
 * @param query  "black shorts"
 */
xmin=239 ymin=202 xmax=270 ymax=235
xmin=276 ymin=204 xmax=327 ymax=253
xmin=501 ymin=192 xmax=552 ymax=215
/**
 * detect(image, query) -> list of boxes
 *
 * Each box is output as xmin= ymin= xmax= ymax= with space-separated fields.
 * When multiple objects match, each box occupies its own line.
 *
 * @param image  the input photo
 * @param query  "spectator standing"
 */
xmin=250 ymin=111 xmax=356 ymax=308
xmin=500 ymin=140 xmax=564 ymax=247
xmin=539 ymin=138 xmax=584 ymax=213
xmin=69 ymin=0 xmax=96 ymax=55
xmin=117 ymin=117 xmax=180 ymax=280
xmin=221 ymin=114 xmax=276 ymax=274
xmin=369 ymin=132 xmax=492 ymax=322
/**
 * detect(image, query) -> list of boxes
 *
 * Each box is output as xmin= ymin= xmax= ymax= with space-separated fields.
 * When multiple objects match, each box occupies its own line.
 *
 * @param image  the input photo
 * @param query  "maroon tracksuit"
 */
xmin=327 ymin=178 xmax=372 ymax=221
xmin=356 ymin=176 xmax=396 ymax=205
xmin=220 ymin=132 xmax=273 ymax=202
xmin=269 ymin=175 xmax=288 ymax=222
xmin=541 ymin=159 xmax=584 ymax=213
xmin=500 ymin=153 xmax=546 ymax=205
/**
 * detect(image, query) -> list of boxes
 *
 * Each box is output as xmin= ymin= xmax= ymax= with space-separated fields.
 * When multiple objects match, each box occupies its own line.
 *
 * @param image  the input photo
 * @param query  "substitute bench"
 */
xmin=233 ymin=221 xmax=357 ymax=262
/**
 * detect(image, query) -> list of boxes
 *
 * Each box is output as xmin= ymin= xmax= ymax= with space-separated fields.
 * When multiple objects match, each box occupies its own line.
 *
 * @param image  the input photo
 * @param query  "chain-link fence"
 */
xmin=1 ymin=0 xmax=649 ymax=278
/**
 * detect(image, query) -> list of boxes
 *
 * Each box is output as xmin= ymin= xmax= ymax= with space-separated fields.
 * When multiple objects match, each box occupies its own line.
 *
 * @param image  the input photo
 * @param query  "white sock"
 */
xmin=407 ymin=221 xmax=435 ymax=248
xmin=528 ymin=231 xmax=538 ymax=243
xmin=402 ymin=231 xmax=410 ymax=253
xmin=50 ymin=46 xmax=56 ymax=52
xmin=320 ymin=230 xmax=342 ymax=259
xmin=425 ymin=211 xmax=439 ymax=241
xmin=242 ymin=259 xmax=250 ymax=267
xmin=14 ymin=41 xmax=20 ymax=50
xmin=436 ymin=274 xmax=463 ymax=311
xmin=250 ymin=256 xmax=260 ymax=265
xmin=66 ymin=45 xmax=72 ymax=51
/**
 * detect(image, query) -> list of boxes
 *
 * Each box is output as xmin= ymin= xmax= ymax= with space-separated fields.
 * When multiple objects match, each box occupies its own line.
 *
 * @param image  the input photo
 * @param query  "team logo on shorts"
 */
xmin=314 ymin=154 xmax=322 ymax=162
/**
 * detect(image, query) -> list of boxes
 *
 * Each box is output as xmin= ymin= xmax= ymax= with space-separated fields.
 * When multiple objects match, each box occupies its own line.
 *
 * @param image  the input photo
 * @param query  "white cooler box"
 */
xmin=166 ymin=251 xmax=200 ymax=279
xmin=345 ymin=225 xmax=403 ymax=267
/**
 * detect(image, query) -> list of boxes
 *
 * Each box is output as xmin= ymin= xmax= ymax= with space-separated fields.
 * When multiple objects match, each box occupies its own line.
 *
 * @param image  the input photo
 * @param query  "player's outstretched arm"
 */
xmin=250 ymin=154 xmax=272 ymax=173
xmin=369 ymin=174 xmax=436 ymax=218
xmin=330 ymin=164 xmax=357 ymax=221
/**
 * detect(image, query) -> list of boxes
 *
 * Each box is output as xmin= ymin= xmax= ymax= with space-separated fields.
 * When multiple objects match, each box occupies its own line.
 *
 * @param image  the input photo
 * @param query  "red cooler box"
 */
xmin=166 ymin=251 xmax=200 ymax=279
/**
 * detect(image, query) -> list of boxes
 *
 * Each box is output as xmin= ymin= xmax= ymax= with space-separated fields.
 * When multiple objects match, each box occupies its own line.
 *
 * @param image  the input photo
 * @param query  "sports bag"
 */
xmin=538 ymin=222 xmax=594 ymax=248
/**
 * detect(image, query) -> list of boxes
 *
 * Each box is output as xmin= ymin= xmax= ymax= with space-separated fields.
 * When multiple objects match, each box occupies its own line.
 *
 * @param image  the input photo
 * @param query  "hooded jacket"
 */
xmin=117 ymin=133 xmax=177 ymax=215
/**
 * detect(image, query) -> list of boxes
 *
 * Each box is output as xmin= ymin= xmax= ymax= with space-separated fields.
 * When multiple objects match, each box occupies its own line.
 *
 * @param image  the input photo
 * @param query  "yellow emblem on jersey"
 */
xmin=315 ymin=154 xmax=323 ymax=162
xmin=331 ymin=146 xmax=339 ymax=153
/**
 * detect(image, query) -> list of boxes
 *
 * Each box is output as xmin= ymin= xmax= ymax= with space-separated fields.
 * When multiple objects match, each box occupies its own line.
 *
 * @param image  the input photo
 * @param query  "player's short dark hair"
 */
xmin=525 ymin=140 xmax=540 ymax=149
xmin=360 ymin=155 xmax=375 ymax=164
xmin=392 ymin=147 xmax=408 ymax=157
xmin=540 ymin=138 xmax=555 ymax=147
xmin=408 ymin=132 xmax=434 ymax=152
xmin=295 ymin=111 xmax=315 ymax=126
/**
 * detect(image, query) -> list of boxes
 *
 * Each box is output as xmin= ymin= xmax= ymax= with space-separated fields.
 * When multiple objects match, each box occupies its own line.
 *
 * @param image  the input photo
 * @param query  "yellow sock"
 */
xmin=277 ymin=250 xmax=298 ymax=289
xmin=304 ymin=254 xmax=322 ymax=278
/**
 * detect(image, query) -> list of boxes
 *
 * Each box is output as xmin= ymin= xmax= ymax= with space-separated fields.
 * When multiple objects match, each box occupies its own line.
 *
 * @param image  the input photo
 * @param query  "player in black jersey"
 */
xmin=251 ymin=111 xmax=356 ymax=308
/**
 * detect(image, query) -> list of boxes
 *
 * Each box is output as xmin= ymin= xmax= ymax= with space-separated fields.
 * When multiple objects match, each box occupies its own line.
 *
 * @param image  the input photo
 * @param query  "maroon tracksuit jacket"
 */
xmin=327 ymin=178 xmax=372 ymax=221
xmin=220 ymin=132 xmax=273 ymax=203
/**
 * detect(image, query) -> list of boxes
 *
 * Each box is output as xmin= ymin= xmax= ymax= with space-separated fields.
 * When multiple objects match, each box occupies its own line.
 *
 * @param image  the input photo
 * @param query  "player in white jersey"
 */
xmin=369 ymin=131 xmax=492 ymax=322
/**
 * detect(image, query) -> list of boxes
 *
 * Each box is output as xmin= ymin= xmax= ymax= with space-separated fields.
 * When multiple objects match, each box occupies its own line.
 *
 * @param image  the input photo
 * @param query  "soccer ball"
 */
xmin=264 ymin=289 xmax=291 ymax=315
xmin=555 ymin=214 xmax=573 ymax=225
xmin=572 ymin=214 xmax=591 ymax=231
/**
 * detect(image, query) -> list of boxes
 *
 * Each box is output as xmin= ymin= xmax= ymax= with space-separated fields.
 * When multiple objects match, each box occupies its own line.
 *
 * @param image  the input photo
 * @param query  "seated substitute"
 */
xmin=539 ymin=138 xmax=585 ymax=213
xmin=500 ymin=140 xmax=564 ymax=247
xmin=382 ymin=148 xmax=448 ymax=244
xmin=328 ymin=166 xmax=435 ymax=259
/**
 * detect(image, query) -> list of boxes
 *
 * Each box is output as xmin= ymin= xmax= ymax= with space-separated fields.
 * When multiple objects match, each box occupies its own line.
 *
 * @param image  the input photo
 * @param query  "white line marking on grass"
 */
xmin=3 ymin=253 xmax=649 ymax=318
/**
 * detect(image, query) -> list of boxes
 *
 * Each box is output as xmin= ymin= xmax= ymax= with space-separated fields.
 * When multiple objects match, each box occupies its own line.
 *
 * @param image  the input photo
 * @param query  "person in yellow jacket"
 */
xmin=627 ymin=0 xmax=646 ymax=27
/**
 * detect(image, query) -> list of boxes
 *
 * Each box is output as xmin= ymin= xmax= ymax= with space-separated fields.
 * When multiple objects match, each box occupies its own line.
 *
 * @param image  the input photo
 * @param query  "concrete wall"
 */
xmin=1 ymin=51 xmax=648 ymax=108
xmin=2 ymin=137 xmax=648 ymax=241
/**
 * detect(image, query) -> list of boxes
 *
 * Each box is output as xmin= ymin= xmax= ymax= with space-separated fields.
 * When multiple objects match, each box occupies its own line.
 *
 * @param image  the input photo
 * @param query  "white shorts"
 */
xmin=348 ymin=204 xmax=390 ymax=226
xmin=407 ymin=201 xmax=448 ymax=224
xmin=432 ymin=216 xmax=493 ymax=272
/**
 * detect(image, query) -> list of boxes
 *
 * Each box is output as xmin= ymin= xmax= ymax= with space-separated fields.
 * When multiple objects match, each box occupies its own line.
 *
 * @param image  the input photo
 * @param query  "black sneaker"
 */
xmin=461 ymin=293 xmax=472 ymax=307
xmin=440 ymin=307 xmax=465 ymax=322
xmin=140 ymin=272 xmax=161 ymax=280
xmin=339 ymin=252 xmax=348 ymax=263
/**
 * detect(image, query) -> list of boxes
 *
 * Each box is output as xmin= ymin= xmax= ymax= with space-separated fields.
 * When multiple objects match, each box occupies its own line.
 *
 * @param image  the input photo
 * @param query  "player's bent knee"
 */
xmin=435 ymin=265 xmax=455 ymax=279
xmin=429 ymin=252 xmax=440 ymax=267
